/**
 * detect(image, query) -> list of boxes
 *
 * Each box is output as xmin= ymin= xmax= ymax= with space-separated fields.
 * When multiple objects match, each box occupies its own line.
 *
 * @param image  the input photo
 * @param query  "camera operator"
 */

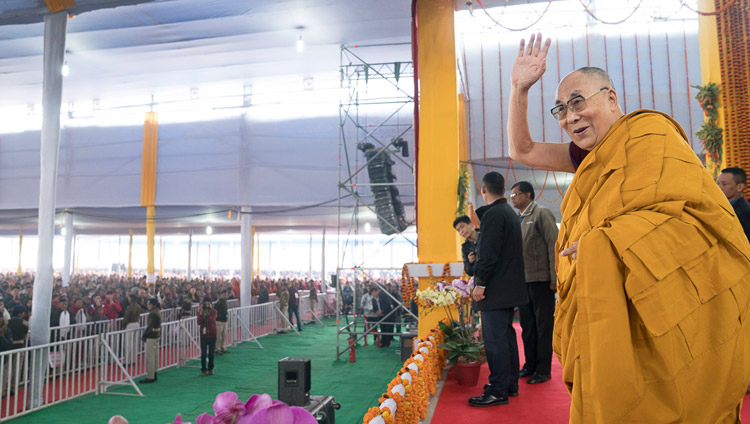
xmin=197 ymin=298 xmax=218 ymax=376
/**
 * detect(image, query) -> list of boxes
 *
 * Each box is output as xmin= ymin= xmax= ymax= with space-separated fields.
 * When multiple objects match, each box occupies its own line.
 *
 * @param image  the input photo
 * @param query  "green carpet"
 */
xmin=11 ymin=319 xmax=403 ymax=424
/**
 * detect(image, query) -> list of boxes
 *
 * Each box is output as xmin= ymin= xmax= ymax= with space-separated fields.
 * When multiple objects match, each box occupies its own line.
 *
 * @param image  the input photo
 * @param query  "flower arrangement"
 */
xmin=417 ymin=278 xmax=483 ymax=365
xmin=692 ymin=82 xmax=723 ymax=165
xmin=171 ymin=392 xmax=316 ymax=424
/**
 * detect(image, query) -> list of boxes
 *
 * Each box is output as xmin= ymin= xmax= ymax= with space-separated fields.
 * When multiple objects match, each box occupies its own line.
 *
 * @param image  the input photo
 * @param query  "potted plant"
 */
xmin=417 ymin=278 xmax=485 ymax=386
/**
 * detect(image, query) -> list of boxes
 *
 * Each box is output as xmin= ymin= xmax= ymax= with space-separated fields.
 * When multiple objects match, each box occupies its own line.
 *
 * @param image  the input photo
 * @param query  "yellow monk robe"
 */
xmin=555 ymin=110 xmax=750 ymax=423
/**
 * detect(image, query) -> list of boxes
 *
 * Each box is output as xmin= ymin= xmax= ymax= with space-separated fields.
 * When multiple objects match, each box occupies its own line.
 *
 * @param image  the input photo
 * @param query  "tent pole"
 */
xmin=29 ymin=10 xmax=67 ymax=407
xmin=240 ymin=207 xmax=253 ymax=307
xmin=62 ymin=212 xmax=73 ymax=286
xmin=187 ymin=229 xmax=193 ymax=280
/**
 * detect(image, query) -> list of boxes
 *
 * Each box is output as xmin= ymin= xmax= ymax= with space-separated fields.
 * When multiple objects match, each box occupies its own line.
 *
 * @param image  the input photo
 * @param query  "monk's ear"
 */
xmin=607 ymin=89 xmax=618 ymax=109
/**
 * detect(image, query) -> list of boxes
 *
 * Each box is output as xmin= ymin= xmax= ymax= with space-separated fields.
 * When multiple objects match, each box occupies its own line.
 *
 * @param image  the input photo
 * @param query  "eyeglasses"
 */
xmin=550 ymin=87 xmax=609 ymax=120
xmin=509 ymin=192 xmax=522 ymax=198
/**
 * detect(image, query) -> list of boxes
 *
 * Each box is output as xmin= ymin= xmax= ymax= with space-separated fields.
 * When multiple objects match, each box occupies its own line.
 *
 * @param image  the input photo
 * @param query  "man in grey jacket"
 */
xmin=510 ymin=181 xmax=558 ymax=384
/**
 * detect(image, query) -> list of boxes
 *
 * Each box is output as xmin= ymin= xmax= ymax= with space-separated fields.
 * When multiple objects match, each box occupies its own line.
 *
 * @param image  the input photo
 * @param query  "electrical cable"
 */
xmin=578 ymin=0 xmax=642 ymax=25
xmin=473 ymin=0 xmax=553 ymax=32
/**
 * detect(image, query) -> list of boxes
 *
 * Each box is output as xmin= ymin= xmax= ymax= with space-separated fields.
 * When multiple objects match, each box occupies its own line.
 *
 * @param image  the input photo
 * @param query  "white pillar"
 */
xmin=240 ymin=207 xmax=253 ymax=307
xmin=62 ymin=212 xmax=73 ymax=286
xmin=187 ymin=229 xmax=193 ymax=280
xmin=30 ymin=11 xmax=67 ymax=407
xmin=309 ymin=234 xmax=313 ymax=280
xmin=321 ymin=227 xmax=326 ymax=291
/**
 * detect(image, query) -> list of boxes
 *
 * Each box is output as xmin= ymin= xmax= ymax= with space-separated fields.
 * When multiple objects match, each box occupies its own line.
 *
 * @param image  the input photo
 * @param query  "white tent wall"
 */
xmin=0 ymin=111 xmax=415 ymax=209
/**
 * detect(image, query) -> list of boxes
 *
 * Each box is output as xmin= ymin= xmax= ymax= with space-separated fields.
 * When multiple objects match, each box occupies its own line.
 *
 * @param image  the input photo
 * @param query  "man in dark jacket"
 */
xmin=140 ymin=298 xmax=161 ymax=384
xmin=377 ymin=286 xmax=394 ymax=348
xmin=718 ymin=167 xmax=750 ymax=241
xmin=453 ymin=215 xmax=479 ymax=276
xmin=470 ymin=172 xmax=528 ymax=407
xmin=214 ymin=291 xmax=229 ymax=355
xmin=197 ymin=299 xmax=218 ymax=376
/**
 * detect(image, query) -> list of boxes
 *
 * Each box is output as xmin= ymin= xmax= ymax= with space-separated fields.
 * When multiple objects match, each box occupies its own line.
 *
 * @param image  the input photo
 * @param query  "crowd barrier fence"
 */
xmin=0 ymin=294 xmax=330 ymax=421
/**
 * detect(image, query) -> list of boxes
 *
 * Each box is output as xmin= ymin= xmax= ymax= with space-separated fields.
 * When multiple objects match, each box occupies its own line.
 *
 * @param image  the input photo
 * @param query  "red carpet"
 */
xmin=433 ymin=323 xmax=750 ymax=423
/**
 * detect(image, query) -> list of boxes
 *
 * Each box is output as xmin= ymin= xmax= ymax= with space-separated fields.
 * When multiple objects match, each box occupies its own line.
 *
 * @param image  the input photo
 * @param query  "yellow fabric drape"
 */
xmin=252 ymin=226 xmax=256 ymax=279
xmin=17 ymin=231 xmax=23 ymax=276
xmin=141 ymin=112 xmax=158 ymax=283
xmin=128 ymin=230 xmax=134 ymax=278
xmin=43 ymin=0 xmax=75 ymax=13
xmin=146 ymin=207 xmax=155 ymax=282
xmin=415 ymin=0 xmax=461 ymax=338
xmin=555 ymin=110 xmax=750 ymax=422
xmin=159 ymin=236 xmax=163 ymax=278
xmin=140 ymin=112 xmax=159 ymax=207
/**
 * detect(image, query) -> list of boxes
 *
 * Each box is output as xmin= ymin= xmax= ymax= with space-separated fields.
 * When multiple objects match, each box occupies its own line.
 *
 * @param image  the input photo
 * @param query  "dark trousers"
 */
xmin=481 ymin=308 xmax=519 ymax=397
xmin=200 ymin=337 xmax=216 ymax=371
xmin=380 ymin=322 xmax=393 ymax=347
xmin=518 ymin=281 xmax=556 ymax=375
xmin=288 ymin=304 xmax=302 ymax=330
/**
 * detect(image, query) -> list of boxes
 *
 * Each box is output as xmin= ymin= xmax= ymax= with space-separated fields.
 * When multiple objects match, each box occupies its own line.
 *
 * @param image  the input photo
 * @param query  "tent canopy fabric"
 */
xmin=0 ymin=0 xmax=416 ymax=234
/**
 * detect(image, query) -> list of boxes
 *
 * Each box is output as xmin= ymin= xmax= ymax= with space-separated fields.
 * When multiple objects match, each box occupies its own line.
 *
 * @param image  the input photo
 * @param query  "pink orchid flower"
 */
xmin=191 ymin=392 xmax=316 ymax=424
xmin=247 ymin=402 xmax=317 ymax=424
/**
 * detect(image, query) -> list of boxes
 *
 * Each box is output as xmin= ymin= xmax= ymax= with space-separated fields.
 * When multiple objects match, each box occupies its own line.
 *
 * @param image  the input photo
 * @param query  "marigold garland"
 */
xmin=361 ymin=321 xmax=450 ymax=424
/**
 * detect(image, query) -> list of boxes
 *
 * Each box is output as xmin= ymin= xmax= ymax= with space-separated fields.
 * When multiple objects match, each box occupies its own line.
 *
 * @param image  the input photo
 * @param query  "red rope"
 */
xmin=498 ymin=36 xmax=505 ymax=158
xmin=647 ymin=27 xmax=656 ymax=109
xmin=480 ymin=34 xmax=487 ymax=160
xmin=585 ymin=25 xmax=590 ymax=66
xmin=635 ymin=32 xmax=643 ymax=109
xmin=619 ymin=33 xmax=628 ymax=113
xmin=682 ymin=21 xmax=695 ymax=150
xmin=665 ymin=31 xmax=675 ymax=116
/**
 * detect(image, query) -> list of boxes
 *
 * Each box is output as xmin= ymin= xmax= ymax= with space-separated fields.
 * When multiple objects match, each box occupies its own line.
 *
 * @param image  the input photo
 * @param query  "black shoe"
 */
xmin=519 ymin=368 xmax=534 ymax=378
xmin=468 ymin=393 xmax=509 ymax=407
xmin=139 ymin=378 xmax=156 ymax=384
xmin=483 ymin=384 xmax=518 ymax=397
xmin=527 ymin=373 xmax=551 ymax=384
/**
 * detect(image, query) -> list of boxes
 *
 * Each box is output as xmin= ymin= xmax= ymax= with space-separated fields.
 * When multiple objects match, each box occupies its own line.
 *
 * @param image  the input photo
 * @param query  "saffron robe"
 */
xmin=555 ymin=110 xmax=750 ymax=423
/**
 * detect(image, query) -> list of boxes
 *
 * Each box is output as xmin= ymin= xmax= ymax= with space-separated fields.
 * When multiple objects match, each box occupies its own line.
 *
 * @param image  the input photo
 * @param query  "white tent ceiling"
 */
xmin=0 ymin=0 xmax=420 ymax=235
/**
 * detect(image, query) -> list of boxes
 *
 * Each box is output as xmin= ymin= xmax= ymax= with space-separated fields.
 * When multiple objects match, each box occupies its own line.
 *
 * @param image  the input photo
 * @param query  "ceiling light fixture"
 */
xmin=364 ymin=222 xmax=371 ymax=233
xmin=61 ymin=61 xmax=69 ymax=77
xmin=206 ymin=226 xmax=213 ymax=235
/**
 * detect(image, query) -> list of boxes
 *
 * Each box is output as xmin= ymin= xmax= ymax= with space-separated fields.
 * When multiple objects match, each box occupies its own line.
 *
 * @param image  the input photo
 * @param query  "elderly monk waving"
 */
xmin=508 ymin=33 xmax=750 ymax=423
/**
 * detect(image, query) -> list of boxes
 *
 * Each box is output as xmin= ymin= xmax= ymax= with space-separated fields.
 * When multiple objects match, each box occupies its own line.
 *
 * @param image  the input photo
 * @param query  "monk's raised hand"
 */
xmin=510 ymin=32 xmax=551 ymax=91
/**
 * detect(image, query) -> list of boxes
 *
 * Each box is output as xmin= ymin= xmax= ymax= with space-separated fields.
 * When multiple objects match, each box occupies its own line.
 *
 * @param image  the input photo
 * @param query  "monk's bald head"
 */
xmin=569 ymin=67 xmax=614 ymax=89
xmin=555 ymin=67 xmax=624 ymax=150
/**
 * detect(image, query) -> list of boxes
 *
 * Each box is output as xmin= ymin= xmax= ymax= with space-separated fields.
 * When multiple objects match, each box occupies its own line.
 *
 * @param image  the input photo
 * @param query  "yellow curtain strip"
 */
xmin=17 ymin=231 xmax=23 ymax=276
xmin=140 ymin=112 xmax=159 ymax=207
xmin=146 ymin=206 xmax=155 ymax=281
xmin=128 ymin=230 xmax=134 ymax=278
xmin=43 ymin=0 xmax=75 ymax=13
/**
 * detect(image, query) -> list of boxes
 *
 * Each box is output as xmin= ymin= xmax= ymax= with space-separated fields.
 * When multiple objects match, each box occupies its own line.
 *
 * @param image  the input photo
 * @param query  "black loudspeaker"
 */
xmin=303 ymin=395 xmax=341 ymax=424
xmin=330 ymin=274 xmax=338 ymax=288
xmin=359 ymin=143 xmax=409 ymax=235
xmin=278 ymin=357 xmax=311 ymax=406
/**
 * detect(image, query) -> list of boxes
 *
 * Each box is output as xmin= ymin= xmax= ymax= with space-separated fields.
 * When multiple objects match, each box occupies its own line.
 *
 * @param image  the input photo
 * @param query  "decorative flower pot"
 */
xmin=455 ymin=361 xmax=482 ymax=386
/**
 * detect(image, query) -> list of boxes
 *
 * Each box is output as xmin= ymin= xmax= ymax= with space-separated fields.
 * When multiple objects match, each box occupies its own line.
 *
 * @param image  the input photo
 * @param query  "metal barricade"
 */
xmin=0 ymin=335 xmax=100 ymax=421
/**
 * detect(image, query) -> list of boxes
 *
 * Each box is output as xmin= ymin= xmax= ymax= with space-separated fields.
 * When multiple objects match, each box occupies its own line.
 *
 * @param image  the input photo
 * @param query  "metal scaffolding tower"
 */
xmin=335 ymin=43 xmax=417 ymax=358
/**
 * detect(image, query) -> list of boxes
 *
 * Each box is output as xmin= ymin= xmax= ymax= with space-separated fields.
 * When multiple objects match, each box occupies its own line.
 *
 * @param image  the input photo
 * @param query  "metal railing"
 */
xmin=0 ymin=294 xmax=331 ymax=421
